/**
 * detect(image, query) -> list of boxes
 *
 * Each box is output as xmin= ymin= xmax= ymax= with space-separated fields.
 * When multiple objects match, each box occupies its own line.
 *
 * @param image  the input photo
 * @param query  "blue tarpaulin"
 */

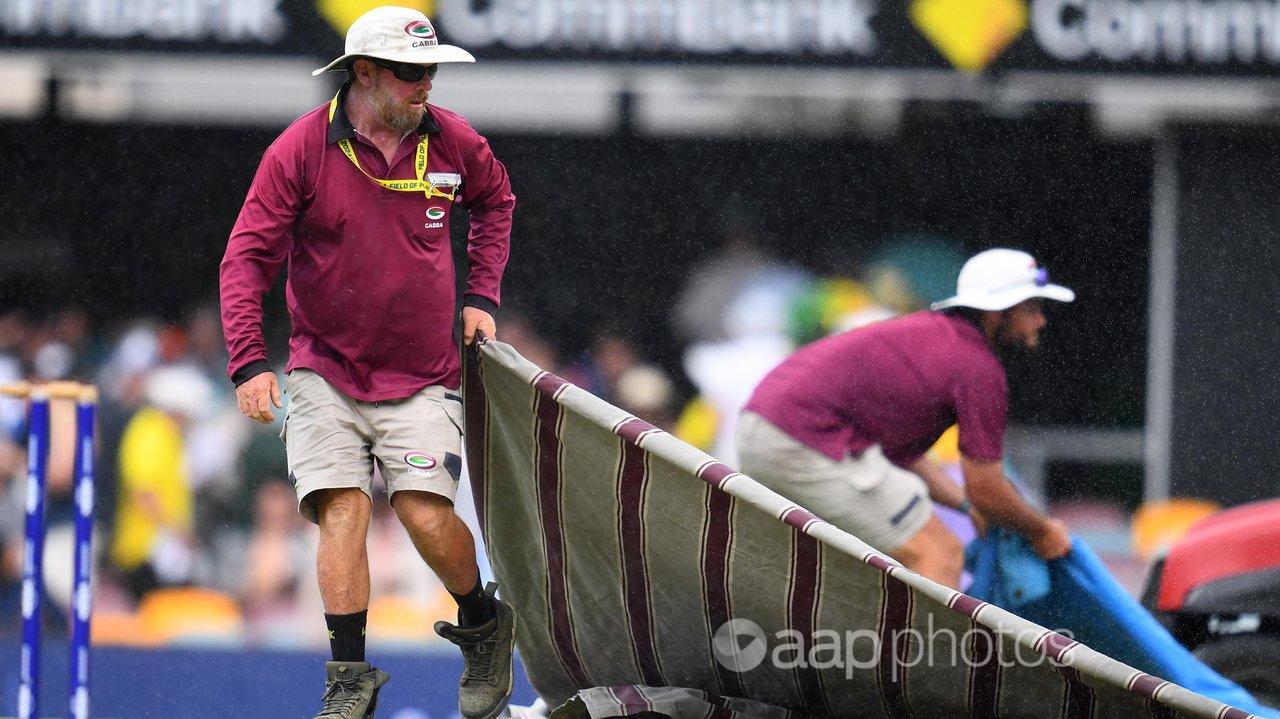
xmin=966 ymin=530 xmax=1280 ymax=719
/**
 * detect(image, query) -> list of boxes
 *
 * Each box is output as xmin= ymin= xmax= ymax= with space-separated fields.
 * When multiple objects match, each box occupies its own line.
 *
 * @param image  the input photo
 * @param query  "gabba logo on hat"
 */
xmin=405 ymin=20 xmax=435 ymax=39
xmin=312 ymin=2 xmax=476 ymax=75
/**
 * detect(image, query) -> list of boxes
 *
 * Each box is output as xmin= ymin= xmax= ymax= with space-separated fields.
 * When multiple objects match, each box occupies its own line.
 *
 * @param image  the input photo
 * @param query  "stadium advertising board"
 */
xmin=2 ymin=0 xmax=1279 ymax=76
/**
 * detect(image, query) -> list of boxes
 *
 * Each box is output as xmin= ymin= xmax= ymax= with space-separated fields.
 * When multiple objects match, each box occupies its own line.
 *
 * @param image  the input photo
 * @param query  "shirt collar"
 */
xmin=326 ymin=82 xmax=440 ymax=145
xmin=937 ymin=309 xmax=997 ymax=351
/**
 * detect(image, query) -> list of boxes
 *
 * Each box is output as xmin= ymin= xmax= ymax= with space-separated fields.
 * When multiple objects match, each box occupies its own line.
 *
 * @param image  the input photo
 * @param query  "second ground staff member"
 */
xmin=219 ymin=7 xmax=516 ymax=719
xmin=737 ymin=249 xmax=1075 ymax=588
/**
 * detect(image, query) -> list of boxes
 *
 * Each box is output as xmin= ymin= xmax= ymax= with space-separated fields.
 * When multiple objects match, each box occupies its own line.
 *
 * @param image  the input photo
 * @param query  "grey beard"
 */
xmin=372 ymin=87 xmax=425 ymax=134
xmin=379 ymin=103 xmax=424 ymax=134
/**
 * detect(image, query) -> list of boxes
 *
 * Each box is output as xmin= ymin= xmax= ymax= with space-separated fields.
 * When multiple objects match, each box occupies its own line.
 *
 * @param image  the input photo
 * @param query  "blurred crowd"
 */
xmin=0 ymin=231 xmax=962 ymax=649
xmin=0 ymin=305 xmax=332 ymax=646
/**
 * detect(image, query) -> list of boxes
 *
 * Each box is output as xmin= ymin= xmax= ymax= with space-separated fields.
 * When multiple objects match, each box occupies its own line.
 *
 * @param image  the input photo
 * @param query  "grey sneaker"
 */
xmin=434 ymin=583 xmax=517 ymax=719
xmin=314 ymin=661 xmax=390 ymax=719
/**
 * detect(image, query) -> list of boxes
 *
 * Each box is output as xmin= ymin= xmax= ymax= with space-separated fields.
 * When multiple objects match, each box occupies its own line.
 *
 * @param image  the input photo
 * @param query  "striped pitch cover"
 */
xmin=463 ymin=339 xmax=1259 ymax=719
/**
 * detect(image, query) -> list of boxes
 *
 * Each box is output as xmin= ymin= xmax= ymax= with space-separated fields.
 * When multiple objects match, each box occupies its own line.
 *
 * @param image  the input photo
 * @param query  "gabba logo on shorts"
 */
xmin=405 ymin=451 xmax=437 ymax=474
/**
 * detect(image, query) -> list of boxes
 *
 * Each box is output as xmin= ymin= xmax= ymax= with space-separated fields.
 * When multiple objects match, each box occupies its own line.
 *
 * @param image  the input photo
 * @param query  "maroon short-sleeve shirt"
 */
xmin=744 ymin=311 xmax=1008 ymax=466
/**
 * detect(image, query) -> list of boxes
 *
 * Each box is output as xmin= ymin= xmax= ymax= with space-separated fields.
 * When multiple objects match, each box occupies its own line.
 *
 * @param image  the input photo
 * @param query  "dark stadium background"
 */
xmin=0 ymin=106 xmax=1152 ymax=423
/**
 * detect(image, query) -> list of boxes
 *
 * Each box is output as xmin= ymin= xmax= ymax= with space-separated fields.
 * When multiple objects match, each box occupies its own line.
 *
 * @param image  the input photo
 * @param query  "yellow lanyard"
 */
xmin=328 ymin=93 xmax=455 ymax=201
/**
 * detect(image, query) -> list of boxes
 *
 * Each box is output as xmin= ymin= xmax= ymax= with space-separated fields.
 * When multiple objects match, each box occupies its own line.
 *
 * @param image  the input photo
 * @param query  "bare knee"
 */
xmin=934 ymin=529 xmax=965 ymax=577
xmin=312 ymin=488 xmax=371 ymax=538
xmin=892 ymin=517 xmax=965 ymax=587
xmin=391 ymin=490 xmax=455 ymax=538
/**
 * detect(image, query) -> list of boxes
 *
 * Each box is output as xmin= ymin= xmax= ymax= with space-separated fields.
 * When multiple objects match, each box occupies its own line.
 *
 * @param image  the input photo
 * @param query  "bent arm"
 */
xmin=908 ymin=456 xmax=967 ymax=511
xmin=458 ymin=131 xmax=514 ymax=316
xmin=961 ymin=455 xmax=1049 ymax=536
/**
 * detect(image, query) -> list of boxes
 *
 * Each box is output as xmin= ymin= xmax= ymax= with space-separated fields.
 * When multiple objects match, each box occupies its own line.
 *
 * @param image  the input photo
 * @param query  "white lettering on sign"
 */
xmin=1032 ymin=0 xmax=1280 ymax=65
xmin=437 ymin=0 xmax=877 ymax=56
xmin=0 ymin=0 xmax=286 ymax=42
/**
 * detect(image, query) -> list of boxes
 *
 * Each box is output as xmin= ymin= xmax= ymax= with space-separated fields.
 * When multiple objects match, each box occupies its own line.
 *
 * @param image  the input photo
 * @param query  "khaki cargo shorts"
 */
xmin=281 ymin=368 xmax=464 ymax=524
xmin=735 ymin=411 xmax=933 ymax=552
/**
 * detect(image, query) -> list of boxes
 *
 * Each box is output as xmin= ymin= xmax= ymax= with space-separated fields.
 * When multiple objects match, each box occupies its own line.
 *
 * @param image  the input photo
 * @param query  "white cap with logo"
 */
xmin=931 ymin=248 xmax=1075 ymax=312
xmin=312 ymin=6 xmax=475 ymax=77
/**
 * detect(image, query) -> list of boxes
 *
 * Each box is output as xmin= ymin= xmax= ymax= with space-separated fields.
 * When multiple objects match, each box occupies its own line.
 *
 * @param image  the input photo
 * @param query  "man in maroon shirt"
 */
xmin=219 ymin=7 xmax=516 ymax=718
xmin=737 ymin=249 xmax=1075 ymax=589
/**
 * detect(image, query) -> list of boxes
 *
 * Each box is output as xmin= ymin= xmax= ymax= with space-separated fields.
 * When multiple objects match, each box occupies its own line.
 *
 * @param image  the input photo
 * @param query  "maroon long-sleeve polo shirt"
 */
xmin=219 ymin=84 xmax=514 ymax=401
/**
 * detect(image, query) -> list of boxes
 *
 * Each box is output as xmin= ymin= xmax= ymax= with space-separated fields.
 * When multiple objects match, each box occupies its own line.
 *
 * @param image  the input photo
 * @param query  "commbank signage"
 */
xmin=436 ymin=0 xmax=1280 ymax=74
xmin=3 ymin=0 xmax=1278 ymax=76
xmin=1031 ymin=0 xmax=1280 ymax=67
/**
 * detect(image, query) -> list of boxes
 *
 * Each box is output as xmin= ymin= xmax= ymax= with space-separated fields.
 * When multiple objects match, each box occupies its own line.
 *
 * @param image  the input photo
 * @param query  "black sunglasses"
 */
xmin=368 ymin=58 xmax=438 ymax=83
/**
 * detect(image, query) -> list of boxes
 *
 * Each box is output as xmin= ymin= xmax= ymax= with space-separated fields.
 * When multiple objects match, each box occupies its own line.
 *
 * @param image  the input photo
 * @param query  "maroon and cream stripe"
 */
xmin=778 ymin=505 xmax=824 ymax=534
xmin=946 ymin=593 xmax=1001 ymax=717
xmin=1037 ymin=632 xmax=1095 ymax=719
xmin=967 ymin=623 xmax=1002 ymax=718
xmin=698 ymin=462 xmax=744 ymax=699
xmin=779 ymin=505 xmax=827 ymax=710
xmin=606 ymin=684 xmax=651 ymax=715
xmin=778 ymin=498 xmax=827 ymax=711
xmin=533 ymin=371 xmax=591 ymax=688
xmin=786 ymin=530 xmax=827 ymax=713
xmin=615 ymin=417 xmax=665 ymax=687
xmin=876 ymin=572 xmax=916 ymax=718
xmin=1054 ymin=665 xmax=1096 ymax=719
xmin=613 ymin=416 xmax=664 ymax=447
xmin=1126 ymin=674 xmax=1175 ymax=719
xmin=696 ymin=460 xmax=743 ymax=491
xmin=706 ymin=693 xmax=738 ymax=717
xmin=1132 ymin=676 xmax=1253 ymax=719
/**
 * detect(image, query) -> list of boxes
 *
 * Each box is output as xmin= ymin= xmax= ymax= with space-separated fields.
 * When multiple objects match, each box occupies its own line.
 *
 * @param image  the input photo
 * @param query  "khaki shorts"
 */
xmin=282 ymin=369 xmax=464 ymax=524
xmin=735 ymin=411 xmax=933 ymax=552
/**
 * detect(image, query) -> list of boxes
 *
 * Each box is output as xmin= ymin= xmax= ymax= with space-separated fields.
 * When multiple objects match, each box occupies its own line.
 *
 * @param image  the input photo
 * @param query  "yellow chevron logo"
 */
xmin=910 ymin=0 xmax=1028 ymax=74
xmin=317 ymin=0 xmax=437 ymax=36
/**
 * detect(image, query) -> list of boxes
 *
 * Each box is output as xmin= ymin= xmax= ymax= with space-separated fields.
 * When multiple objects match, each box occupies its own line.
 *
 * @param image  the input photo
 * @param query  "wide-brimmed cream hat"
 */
xmin=312 ymin=6 xmax=475 ymax=76
xmin=931 ymin=248 xmax=1075 ymax=312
